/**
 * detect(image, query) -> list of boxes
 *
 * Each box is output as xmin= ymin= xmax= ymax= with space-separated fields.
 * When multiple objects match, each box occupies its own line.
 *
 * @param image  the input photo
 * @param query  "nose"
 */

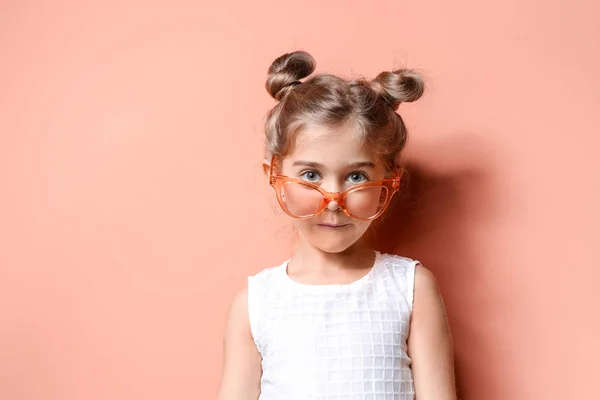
xmin=326 ymin=199 xmax=341 ymax=211
xmin=321 ymin=179 xmax=344 ymax=212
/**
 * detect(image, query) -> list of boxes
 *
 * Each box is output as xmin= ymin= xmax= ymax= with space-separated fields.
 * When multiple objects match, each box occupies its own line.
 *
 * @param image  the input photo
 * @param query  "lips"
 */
xmin=318 ymin=223 xmax=350 ymax=228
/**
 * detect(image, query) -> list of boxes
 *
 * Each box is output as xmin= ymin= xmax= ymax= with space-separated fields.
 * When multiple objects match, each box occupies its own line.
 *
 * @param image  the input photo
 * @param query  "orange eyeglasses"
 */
xmin=269 ymin=157 xmax=403 ymax=221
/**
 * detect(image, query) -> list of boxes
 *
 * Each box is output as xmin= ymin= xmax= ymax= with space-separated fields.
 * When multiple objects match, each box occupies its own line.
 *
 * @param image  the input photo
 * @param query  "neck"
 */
xmin=290 ymin=236 xmax=376 ymax=275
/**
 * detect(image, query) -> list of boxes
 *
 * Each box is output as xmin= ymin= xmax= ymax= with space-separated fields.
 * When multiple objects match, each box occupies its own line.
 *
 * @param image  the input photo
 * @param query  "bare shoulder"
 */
xmin=224 ymin=286 xmax=250 ymax=331
xmin=414 ymin=263 xmax=441 ymax=296
xmin=231 ymin=286 xmax=249 ymax=308
xmin=412 ymin=263 xmax=447 ymax=320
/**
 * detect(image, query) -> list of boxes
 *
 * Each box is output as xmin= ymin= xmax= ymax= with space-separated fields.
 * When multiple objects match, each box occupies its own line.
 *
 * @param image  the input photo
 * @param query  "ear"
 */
xmin=262 ymin=158 xmax=271 ymax=177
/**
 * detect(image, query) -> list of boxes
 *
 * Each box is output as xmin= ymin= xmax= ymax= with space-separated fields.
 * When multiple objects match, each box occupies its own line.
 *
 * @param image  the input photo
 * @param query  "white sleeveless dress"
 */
xmin=247 ymin=251 xmax=420 ymax=399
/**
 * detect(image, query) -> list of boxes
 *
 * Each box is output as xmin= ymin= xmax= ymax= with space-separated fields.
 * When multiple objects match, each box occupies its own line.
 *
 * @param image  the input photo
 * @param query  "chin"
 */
xmin=293 ymin=220 xmax=372 ymax=253
xmin=312 ymin=240 xmax=356 ymax=254
xmin=306 ymin=228 xmax=368 ymax=254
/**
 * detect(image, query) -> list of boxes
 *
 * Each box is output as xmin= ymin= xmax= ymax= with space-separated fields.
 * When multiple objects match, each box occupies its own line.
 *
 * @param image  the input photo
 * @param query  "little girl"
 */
xmin=217 ymin=51 xmax=457 ymax=400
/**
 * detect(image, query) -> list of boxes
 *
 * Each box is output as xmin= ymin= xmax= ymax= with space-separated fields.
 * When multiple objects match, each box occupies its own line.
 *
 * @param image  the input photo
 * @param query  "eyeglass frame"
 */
xmin=268 ymin=156 xmax=404 ymax=221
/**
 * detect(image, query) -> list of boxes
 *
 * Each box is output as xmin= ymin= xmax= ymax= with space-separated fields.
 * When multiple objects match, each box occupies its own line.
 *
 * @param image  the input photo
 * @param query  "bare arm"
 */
xmin=216 ymin=287 xmax=262 ymax=400
xmin=408 ymin=264 xmax=457 ymax=399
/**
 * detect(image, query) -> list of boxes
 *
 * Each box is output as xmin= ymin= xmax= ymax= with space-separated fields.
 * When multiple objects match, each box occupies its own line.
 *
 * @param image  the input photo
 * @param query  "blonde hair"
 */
xmin=264 ymin=51 xmax=424 ymax=169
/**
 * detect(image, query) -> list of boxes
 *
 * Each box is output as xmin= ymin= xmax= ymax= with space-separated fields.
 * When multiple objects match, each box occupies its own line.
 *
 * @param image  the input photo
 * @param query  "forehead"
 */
xmin=287 ymin=124 xmax=376 ymax=164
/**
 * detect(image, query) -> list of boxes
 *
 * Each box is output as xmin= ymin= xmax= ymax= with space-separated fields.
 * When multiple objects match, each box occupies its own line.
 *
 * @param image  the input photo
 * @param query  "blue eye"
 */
xmin=300 ymin=170 xmax=321 ymax=182
xmin=347 ymin=172 xmax=368 ymax=184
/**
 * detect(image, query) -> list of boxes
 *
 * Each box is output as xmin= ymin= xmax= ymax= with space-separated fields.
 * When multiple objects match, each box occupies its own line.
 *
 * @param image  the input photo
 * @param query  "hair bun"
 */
xmin=371 ymin=69 xmax=425 ymax=110
xmin=266 ymin=51 xmax=316 ymax=101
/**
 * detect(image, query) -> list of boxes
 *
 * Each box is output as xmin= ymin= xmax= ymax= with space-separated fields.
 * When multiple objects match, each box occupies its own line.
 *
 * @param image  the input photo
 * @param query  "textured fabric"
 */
xmin=247 ymin=251 xmax=419 ymax=399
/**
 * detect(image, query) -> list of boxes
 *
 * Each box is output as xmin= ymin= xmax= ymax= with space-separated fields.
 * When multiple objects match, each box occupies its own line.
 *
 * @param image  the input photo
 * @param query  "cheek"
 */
xmin=281 ymin=183 xmax=324 ymax=217
xmin=344 ymin=187 xmax=388 ymax=219
xmin=290 ymin=219 xmax=313 ymax=234
xmin=352 ymin=221 xmax=372 ymax=237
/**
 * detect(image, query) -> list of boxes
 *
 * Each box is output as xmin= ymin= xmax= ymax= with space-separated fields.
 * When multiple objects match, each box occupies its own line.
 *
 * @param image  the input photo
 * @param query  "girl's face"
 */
xmin=269 ymin=123 xmax=388 ymax=254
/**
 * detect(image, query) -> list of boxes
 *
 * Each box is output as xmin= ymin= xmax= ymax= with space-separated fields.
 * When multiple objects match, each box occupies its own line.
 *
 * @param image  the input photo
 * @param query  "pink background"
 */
xmin=1 ymin=1 xmax=598 ymax=399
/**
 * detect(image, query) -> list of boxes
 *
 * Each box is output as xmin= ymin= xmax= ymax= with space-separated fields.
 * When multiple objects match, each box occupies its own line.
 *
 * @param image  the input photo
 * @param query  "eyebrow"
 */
xmin=292 ymin=160 xmax=376 ymax=169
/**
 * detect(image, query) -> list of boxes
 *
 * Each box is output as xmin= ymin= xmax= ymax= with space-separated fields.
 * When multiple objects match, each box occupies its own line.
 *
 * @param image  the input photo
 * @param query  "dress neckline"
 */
xmin=278 ymin=251 xmax=382 ymax=293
